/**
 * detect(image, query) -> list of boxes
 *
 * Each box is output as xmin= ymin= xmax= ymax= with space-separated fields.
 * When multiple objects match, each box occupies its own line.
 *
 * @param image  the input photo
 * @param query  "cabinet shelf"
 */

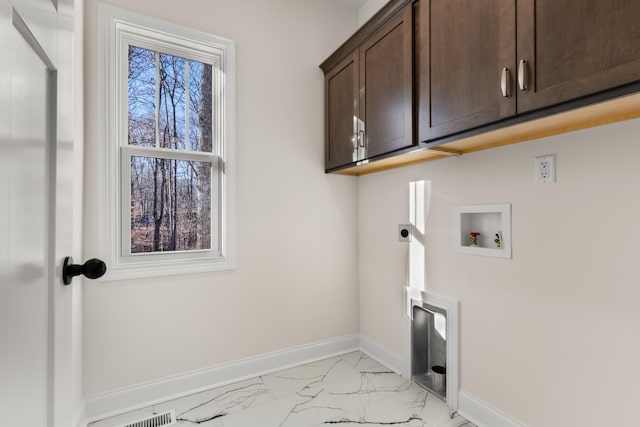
xmin=454 ymin=204 xmax=511 ymax=259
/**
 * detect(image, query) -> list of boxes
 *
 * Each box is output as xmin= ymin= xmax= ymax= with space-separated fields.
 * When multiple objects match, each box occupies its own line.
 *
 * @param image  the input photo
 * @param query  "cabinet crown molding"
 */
xmin=320 ymin=0 xmax=413 ymax=73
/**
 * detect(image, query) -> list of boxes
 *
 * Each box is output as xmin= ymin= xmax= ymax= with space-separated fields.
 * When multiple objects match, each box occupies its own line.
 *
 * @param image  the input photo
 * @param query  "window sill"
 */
xmin=100 ymin=255 xmax=236 ymax=281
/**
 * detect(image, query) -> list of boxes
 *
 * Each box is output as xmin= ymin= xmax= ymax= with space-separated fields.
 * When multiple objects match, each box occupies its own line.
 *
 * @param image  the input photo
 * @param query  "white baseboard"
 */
xmin=84 ymin=334 xmax=359 ymax=423
xmin=458 ymin=390 xmax=527 ymax=427
xmin=359 ymin=333 xmax=404 ymax=375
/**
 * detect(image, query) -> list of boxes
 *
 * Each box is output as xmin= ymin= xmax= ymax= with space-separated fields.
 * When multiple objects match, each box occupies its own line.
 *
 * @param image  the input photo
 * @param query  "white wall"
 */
xmin=358 ymin=0 xmax=388 ymax=25
xmin=82 ymin=0 xmax=360 ymax=397
xmin=358 ymin=117 xmax=640 ymax=427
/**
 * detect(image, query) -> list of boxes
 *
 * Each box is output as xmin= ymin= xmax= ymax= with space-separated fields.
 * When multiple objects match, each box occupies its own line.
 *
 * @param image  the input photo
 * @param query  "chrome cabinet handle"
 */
xmin=352 ymin=132 xmax=359 ymax=162
xmin=518 ymin=59 xmax=528 ymax=91
xmin=358 ymin=129 xmax=366 ymax=159
xmin=501 ymin=67 xmax=511 ymax=98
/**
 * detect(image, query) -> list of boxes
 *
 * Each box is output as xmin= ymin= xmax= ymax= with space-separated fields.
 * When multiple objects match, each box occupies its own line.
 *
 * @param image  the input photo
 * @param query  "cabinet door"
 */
xmin=419 ymin=0 xmax=516 ymax=142
xmin=517 ymin=0 xmax=640 ymax=113
xmin=360 ymin=4 xmax=414 ymax=159
xmin=325 ymin=51 xmax=359 ymax=170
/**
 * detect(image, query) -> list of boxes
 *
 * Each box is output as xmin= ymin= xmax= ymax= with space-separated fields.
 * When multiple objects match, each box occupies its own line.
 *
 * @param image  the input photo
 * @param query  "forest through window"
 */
xmin=127 ymin=46 xmax=215 ymax=254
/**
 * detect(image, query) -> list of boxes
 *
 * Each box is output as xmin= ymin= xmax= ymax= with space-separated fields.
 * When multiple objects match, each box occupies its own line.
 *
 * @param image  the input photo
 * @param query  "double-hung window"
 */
xmin=100 ymin=6 xmax=236 ymax=279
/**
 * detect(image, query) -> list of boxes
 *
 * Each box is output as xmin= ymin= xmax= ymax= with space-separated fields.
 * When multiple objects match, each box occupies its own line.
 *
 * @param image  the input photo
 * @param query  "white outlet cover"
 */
xmin=535 ymin=154 xmax=556 ymax=184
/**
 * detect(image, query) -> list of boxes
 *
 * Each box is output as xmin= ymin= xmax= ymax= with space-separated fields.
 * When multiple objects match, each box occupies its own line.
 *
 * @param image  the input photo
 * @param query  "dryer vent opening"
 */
xmin=412 ymin=303 xmax=447 ymax=400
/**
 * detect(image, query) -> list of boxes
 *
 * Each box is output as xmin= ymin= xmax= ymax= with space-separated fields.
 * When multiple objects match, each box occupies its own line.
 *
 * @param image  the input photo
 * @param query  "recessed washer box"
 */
xmin=454 ymin=203 xmax=511 ymax=259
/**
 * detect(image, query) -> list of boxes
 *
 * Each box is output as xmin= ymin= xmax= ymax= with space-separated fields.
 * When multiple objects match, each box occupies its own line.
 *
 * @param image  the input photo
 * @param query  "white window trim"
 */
xmin=98 ymin=4 xmax=236 ymax=280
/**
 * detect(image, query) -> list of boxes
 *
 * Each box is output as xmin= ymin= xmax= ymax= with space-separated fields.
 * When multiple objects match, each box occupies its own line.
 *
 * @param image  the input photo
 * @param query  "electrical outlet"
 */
xmin=398 ymin=224 xmax=412 ymax=242
xmin=535 ymin=154 xmax=556 ymax=184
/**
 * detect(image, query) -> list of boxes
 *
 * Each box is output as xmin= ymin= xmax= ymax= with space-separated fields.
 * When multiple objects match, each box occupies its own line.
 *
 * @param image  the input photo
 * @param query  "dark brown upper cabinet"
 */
xmin=322 ymin=2 xmax=415 ymax=172
xmin=517 ymin=0 xmax=640 ymax=113
xmin=419 ymin=0 xmax=640 ymax=143
xmin=419 ymin=0 xmax=516 ymax=142
xmin=324 ymin=52 xmax=359 ymax=170
xmin=324 ymin=0 xmax=640 ymax=175
xmin=360 ymin=6 xmax=414 ymax=159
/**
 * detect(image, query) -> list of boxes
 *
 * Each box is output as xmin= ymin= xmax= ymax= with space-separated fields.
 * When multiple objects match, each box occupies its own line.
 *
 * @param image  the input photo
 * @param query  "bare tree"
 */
xmin=197 ymin=64 xmax=212 ymax=250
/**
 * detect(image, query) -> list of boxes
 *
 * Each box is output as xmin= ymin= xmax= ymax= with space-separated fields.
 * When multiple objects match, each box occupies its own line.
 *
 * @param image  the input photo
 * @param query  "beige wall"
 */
xmin=357 ymin=0 xmax=388 ymax=25
xmin=358 ymin=118 xmax=640 ymax=427
xmin=82 ymin=0 xmax=359 ymax=396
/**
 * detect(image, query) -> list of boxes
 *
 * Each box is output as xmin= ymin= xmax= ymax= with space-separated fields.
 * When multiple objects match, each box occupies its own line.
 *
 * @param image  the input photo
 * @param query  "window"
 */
xmin=100 ymin=5 xmax=236 ymax=279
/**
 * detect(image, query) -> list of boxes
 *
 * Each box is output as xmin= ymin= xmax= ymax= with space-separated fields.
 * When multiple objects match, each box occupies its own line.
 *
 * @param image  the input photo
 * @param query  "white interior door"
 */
xmin=0 ymin=0 xmax=77 ymax=426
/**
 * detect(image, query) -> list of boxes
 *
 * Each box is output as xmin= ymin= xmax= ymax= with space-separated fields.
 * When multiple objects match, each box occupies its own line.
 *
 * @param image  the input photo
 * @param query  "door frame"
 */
xmin=9 ymin=0 xmax=82 ymax=425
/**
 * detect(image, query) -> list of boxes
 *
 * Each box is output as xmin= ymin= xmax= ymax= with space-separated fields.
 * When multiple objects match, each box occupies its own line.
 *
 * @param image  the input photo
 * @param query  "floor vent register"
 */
xmin=117 ymin=410 xmax=176 ymax=427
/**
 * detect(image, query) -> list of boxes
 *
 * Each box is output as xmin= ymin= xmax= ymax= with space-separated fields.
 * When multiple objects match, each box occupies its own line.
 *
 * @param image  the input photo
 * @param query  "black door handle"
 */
xmin=62 ymin=257 xmax=106 ymax=285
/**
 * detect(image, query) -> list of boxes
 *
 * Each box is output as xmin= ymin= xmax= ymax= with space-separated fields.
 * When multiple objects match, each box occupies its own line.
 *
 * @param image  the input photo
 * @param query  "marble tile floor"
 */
xmin=89 ymin=351 xmax=475 ymax=427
